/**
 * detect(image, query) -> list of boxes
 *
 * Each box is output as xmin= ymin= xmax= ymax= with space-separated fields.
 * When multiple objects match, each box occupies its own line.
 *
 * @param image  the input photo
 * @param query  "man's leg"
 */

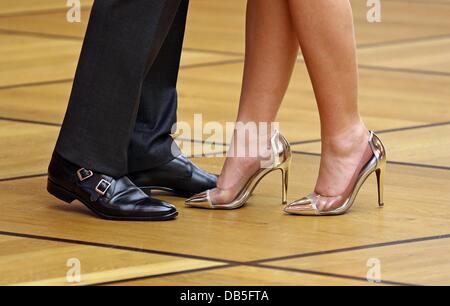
xmin=126 ymin=0 xmax=217 ymax=197
xmin=55 ymin=0 xmax=183 ymax=178
xmin=48 ymin=0 xmax=184 ymax=221
xmin=127 ymin=0 xmax=189 ymax=173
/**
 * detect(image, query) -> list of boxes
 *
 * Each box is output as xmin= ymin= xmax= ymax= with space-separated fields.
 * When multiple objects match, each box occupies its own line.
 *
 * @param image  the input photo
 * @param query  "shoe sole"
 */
xmin=139 ymin=185 xmax=195 ymax=198
xmin=47 ymin=179 xmax=178 ymax=221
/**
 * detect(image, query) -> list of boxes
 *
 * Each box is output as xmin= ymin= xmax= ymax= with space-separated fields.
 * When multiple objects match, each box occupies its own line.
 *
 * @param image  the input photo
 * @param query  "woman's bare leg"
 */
xmin=287 ymin=0 xmax=369 ymax=211
xmin=211 ymin=0 xmax=299 ymax=204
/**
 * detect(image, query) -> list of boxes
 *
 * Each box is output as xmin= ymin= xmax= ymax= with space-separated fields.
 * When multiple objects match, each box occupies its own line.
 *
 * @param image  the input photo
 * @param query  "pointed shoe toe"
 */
xmin=185 ymin=191 xmax=213 ymax=209
xmin=284 ymin=196 xmax=319 ymax=216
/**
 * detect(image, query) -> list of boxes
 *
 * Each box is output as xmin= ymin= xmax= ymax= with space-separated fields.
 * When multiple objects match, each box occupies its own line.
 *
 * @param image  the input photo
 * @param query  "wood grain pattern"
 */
xmin=0 ymin=33 xmax=241 ymax=88
xmin=268 ymin=239 xmax=450 ymax=286
xmin=2 ymin=1 xmax=450 ymax=53
xmin=1 ymin=61 xmax=450 ymax=144
xmin=112 ymin=265 xmax=380 ymax=286
xmin=0 ymin=0 xmax=449 ymax=286
xmin=358 ymin=37 xmax=450 ymax=73
xmin=293 ymin=125 xmax=450 ymax=167
xmin=1 ymin=155 xmax=449 ymax=265
xmin=0 ymin=235 xmax=220 ymax=286
xmin=0 ymin=0 xmax=92 ymax=16
xmin=0 ymin=121 xmax=57 ymax=179
xmin=0 ymin=34 xmax=81 ymax=87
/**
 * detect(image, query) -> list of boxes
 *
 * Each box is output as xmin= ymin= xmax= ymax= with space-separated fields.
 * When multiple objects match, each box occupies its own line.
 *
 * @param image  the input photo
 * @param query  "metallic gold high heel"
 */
xmin=284 ymin=131 xmax=386 ymax=216
xmin=185 ymin=131 xmax=292 ymax=210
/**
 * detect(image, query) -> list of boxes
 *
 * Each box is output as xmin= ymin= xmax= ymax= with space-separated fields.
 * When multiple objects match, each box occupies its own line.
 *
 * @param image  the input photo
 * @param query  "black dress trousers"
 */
xmin=55 ymin=0 xmax=188 ymax=178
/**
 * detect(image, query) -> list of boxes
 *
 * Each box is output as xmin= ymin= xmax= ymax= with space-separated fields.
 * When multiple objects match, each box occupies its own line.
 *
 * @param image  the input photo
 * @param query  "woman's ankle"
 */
xmin=229 ymin=123 xmax=275 ymax=160
xmin=321 ymin=122 xmax=369 ymax=156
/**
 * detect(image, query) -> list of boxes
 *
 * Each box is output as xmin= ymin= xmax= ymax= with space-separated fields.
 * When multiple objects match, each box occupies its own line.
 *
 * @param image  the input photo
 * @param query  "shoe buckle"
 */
xmin=95 ymin=179 xmax=111 ymax=196
xmin=77 ymin=168 xmax=94 ymax=182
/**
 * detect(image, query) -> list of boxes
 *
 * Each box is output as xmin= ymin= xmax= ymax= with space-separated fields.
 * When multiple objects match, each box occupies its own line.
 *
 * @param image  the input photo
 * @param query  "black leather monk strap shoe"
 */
xmin=47 ymin=153 xmax=178 ymax=221
xmin=129 ymin=155 xmax=218 ymax=198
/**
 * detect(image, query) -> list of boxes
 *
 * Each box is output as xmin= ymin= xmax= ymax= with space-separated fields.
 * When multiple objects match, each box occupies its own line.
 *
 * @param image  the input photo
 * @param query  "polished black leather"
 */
xmin=129 ymin=154 xmax=217 ymax=197
xmin=47 ymin=153 xmax=178 ymax=221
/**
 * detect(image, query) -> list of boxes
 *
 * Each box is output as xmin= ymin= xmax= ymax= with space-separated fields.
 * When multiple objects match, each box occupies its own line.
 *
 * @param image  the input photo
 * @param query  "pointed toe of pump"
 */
xmin=185 ymin=191 xmax=213 ymax=209
xmin=284 ymin=196 xmax=319 ymax=216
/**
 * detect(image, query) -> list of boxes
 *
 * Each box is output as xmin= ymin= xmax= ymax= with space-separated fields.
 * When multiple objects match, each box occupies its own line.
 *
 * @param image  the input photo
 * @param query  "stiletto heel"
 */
xmin=280 ymin=163 xmax=290 ymax=205
xmin=375 ymin=158 xmax=386 ymax=207
xmin=284 ymin=131 xmax=387 ymax=216
xmin=185 ymin=131 xmax=292 ymax=209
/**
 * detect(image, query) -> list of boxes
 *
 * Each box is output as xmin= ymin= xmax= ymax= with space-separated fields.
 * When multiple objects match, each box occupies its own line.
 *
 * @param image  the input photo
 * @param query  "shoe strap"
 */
xmin=76 ymin=168 xmax=113 ymax=200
